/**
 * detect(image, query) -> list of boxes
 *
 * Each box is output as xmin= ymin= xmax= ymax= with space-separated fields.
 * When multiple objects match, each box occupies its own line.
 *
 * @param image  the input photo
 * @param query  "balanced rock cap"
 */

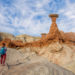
xmin=49 ymin=14 xmax=59 ymax=18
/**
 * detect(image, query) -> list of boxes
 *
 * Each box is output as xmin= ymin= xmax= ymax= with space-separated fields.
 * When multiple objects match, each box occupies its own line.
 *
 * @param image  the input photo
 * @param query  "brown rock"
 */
xmin=60 ymin=31 xmax=75 ymax=44
xmin=46 ymin=14 xmax=62 ymax=41
xmin=41 ymin=33 xmax=47 ymax=40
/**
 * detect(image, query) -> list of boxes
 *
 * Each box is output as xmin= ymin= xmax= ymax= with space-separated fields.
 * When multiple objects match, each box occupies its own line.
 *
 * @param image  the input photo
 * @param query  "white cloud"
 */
xmin=58 ymin=0 xmax=75 ymax=32
xmin=0 ymin=0 xmax=75 ymax=36
xmin=70 ymin=28 xmax=75 ymax=32
xmin=0 ymin=25 xmax=15 ymax=34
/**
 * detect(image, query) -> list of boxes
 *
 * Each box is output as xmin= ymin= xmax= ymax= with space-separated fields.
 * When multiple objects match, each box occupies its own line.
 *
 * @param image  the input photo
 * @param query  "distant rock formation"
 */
xmin=16 ymin=34 xmax=40 ymax=43
xmin=0 ymin=33 xmax=40 ymax=47
xmin=0 ymin=32 xmax=15 ymax=41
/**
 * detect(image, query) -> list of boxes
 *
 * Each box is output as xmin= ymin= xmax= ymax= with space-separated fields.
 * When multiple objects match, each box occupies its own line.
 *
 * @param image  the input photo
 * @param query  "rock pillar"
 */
xmin=47 ymin=14 xmax=62 ymax=40
xmin=41 ymin=33 xmax=47 ymax=39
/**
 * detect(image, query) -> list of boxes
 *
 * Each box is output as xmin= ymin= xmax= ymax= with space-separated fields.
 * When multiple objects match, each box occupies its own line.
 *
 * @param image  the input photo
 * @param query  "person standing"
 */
xmin=0 ymin=43 xmax=7 ymax=65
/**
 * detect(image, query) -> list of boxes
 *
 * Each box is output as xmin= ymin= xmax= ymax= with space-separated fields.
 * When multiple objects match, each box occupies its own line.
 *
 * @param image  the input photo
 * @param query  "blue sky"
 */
xmin=0 ymin=0 xmax=75 ymax=36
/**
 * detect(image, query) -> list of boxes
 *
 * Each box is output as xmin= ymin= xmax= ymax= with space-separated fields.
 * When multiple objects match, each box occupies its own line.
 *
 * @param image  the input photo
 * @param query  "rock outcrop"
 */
xmin=60 ymin=31 xmax=75 ymax=43
xmin=16 ymin=34 xmax=40 ymax=43
xmin=46 ymin=14 xmax=62 ymax=41
xmin=20 ymin=42 xmax=75 ymax=73
xmin=0 ymin=48 xmax=75 ymax=75
xmin=0 ymin=33 xmax=40 ymax=48
xmin=5 ymin=58 xmax=75 ymax=75
xmin=0 ymin=32 xmax=40 ymax=42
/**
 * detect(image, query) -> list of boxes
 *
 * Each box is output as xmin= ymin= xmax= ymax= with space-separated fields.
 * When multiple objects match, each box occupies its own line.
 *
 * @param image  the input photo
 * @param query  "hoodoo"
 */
xmin=41 ymin=33 xmax=47 ymax=40
xmin=46 ymin=14 xmax=62 ymax=41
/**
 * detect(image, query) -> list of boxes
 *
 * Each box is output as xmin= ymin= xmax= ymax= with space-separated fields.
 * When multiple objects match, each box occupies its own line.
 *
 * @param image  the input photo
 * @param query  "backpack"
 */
xmin=0 ymin=47 xmax=7 ymax=55
xmin=0 ymin=48 xmax=1 ymax=57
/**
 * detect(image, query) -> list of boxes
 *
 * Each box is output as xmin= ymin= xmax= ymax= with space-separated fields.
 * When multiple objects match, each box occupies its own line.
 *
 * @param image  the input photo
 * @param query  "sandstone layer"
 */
xmin=0 ymin=48 xmax=75 ymax=75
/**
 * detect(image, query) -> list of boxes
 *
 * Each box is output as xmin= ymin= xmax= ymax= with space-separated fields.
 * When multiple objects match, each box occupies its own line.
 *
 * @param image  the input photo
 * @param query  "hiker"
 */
xmin=0 ymin=43 xmax=7 ymax=65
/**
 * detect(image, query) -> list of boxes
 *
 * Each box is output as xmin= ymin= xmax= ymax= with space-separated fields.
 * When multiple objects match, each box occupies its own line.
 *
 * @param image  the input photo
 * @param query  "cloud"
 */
xmin=70 ymin=28 xmax=75 ymax=32
xmin=0 ymin=25 xmax=15 ymax=34
xmin=56 ymin=0 xmax=75 ymax=33
xmin=58 ymin=0 xmax=75 ymax=32
xmin=0 ymin=0 xmax=75 ymax=36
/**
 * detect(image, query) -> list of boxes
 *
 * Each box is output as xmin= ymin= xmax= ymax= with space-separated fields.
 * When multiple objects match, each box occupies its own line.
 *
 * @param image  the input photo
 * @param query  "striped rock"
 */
xmin=4 ymin=56 xmax=75 ymax=75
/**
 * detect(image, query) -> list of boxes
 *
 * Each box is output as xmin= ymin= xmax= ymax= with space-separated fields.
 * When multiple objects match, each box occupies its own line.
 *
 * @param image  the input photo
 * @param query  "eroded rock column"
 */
xmin=41 ymin=33 xmax=47 ymax=40
xmin=47 ymin=14 xmax=61 ymax=40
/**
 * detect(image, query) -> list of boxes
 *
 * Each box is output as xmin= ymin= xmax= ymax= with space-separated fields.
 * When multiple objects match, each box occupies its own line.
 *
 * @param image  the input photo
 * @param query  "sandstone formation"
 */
xmin=20 ymin=42 xmax=75 ymax=73
xmin=46 ymin=14 xmax=62 ymax=41
xmin=0 ymin=33 xmax=40 ymax=48
xmin=5 ymin=59 xmax=75 ymax=75
xmin=22 ymin=14 xmax=75 ymax=48
xmin=41 ymin=33 xmax=47 ymax=40
xmin=0 ymin=48 xmax=75 ymax=75
xmin=0 ymin=14 xmax=75 ymax=74
xmin=16 ymin=34 xmax=40 ymax=43
xmin=65 ymin=32 xmax=75 ymax=42
xmin=20 ymin=14 xmax=75 ymax=73
xmin=60 ymin=31 xmax=75 ymax=43
xmin=0 ymin=15 xmax=75 ymax=48
xmin=0 ymin=32 xmax=40 ymax=42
